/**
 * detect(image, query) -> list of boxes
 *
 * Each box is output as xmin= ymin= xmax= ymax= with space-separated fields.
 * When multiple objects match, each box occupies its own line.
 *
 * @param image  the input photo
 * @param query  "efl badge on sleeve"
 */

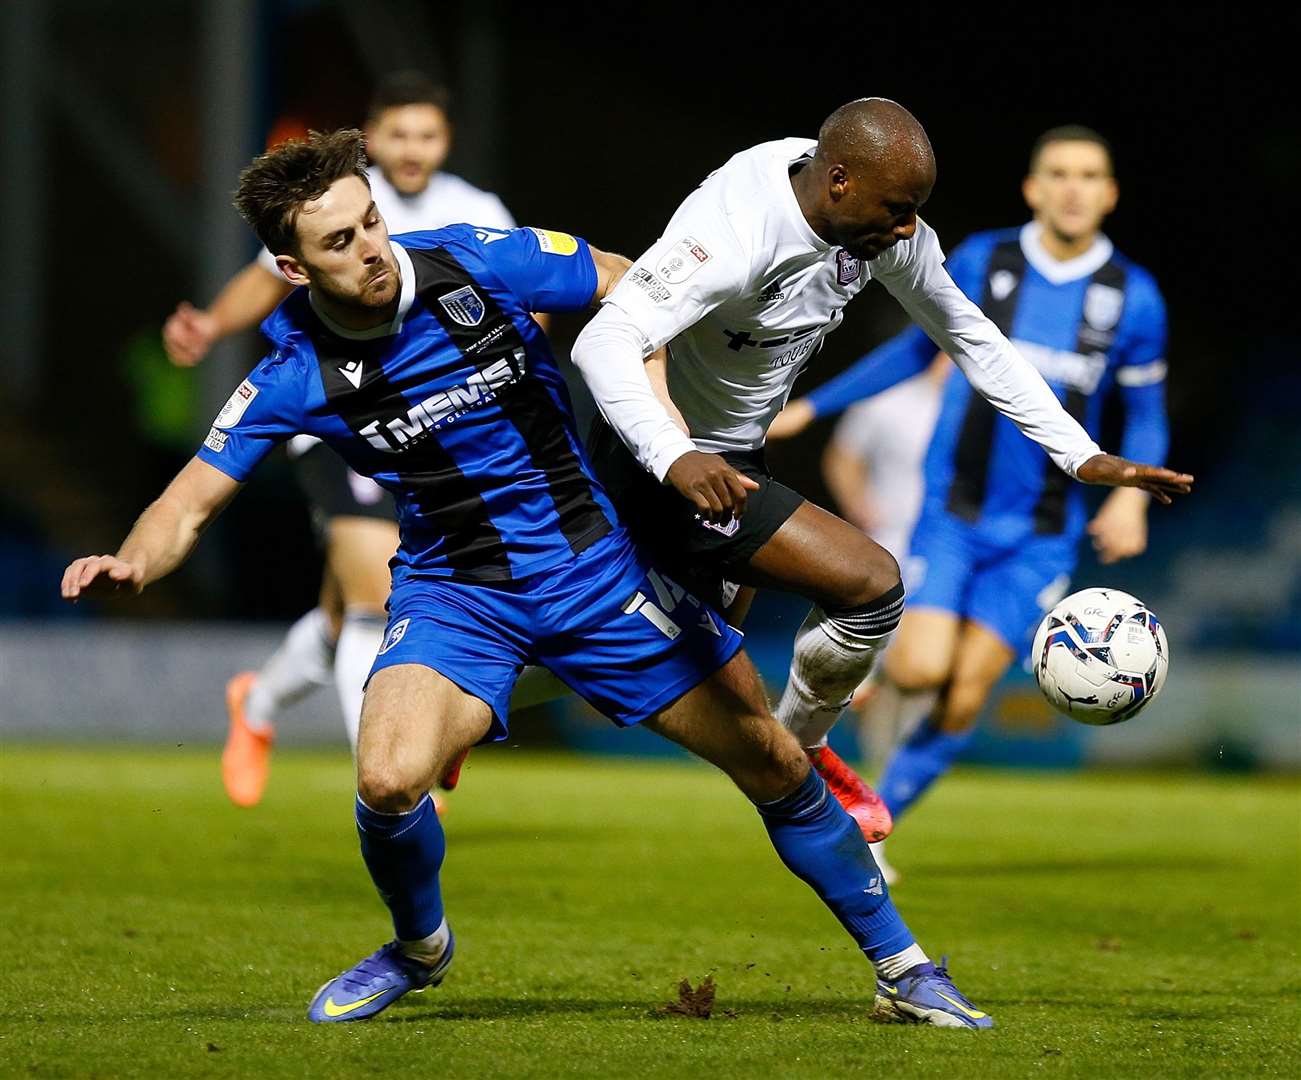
xmin=1084 ymin=284 xmax=1124 ymax=330
xmin=836 ymin=249 xmax=861 ymax=286
xmin=439 ymin=286 xmax=486 ymax=327
xmin=656 ymin=236 xmax=712 ymax=284
xmin=213 ymin=379 xmax=258 ymax=429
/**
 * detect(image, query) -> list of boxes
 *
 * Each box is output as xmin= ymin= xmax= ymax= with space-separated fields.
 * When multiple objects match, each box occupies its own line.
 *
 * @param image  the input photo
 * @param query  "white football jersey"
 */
xmin=594 ymin=138 xmax=1100 ymax=478
xmin=258 ymin=164 xmax=515 ymax=272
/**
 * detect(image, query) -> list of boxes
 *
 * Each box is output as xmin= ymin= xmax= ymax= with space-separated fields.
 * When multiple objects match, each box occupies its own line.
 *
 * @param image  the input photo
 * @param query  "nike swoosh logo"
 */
xmin=339 ymin=362 xmax=364 ymax=390
xmin=880 ymin=985 xmax=898 ymax=995
xmin=935 ymin=990 xmax=987 ymax=1019
xmin=321 ymin=989 xmax=387 ymax=1017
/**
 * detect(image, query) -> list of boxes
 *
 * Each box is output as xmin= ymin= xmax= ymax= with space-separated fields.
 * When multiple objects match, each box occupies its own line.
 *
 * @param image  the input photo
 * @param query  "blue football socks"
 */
xmin=355 ymin=793 xmax=446 ymax=941
xmin=878 ymin=720 xmax=976 ymax=820
xmin=757 ymin=769 xmax=916 ymax=963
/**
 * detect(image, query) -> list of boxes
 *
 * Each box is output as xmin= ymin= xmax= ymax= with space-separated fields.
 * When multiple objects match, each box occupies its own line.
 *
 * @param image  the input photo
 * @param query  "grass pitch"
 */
xmin=1 ymin=746 xmax=1297 ymax=1078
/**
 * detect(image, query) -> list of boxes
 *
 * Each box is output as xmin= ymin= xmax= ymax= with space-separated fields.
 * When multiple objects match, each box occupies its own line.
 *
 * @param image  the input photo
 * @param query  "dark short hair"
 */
xmin=233 ymin=128 xmax=370 ymax=255
xmin=1029 ymin=125 xmax=1114 ymax=174
xmin=366 ymin=71 xmax=452 ymax=123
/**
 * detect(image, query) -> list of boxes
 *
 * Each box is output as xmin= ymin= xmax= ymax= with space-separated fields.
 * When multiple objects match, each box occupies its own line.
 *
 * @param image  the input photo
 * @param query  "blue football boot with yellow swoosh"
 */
xmin=873 ymin=958 xmax=993 ymax=1029
xmin=308 ymin=934 xmax=454 ymax=1023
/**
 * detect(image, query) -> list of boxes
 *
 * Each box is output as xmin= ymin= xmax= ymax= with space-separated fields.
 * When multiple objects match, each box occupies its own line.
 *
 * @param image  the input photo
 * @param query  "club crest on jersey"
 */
xmin=836 ymin=249 xmax=861 ymax=286
xmin=1084 ymin=284 xmax=1124 ymax=330
xmin=439 ymin=286 xmax=486 ymax=327
xmin=378 ymin=618 xmax=410 ymax=656
xmin=657 ymin=236 xmax=711 ymax=284
xmin=989 ymin=269 xmax=1018 ymax=302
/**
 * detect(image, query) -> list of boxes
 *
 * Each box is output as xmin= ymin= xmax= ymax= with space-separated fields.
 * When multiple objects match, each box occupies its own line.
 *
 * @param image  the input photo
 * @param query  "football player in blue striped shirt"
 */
xmin=773 ymin=127 xmax=1173 ymax=877
xmin=62 ymin=130 xmax=994 ymax=1026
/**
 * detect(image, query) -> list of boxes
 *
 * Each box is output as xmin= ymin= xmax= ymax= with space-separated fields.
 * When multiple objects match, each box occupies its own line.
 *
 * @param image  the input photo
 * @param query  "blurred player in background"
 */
xmin=162 ymin=73 xmax=517 ymax=807
xmin=774 ymin=127 xmax=1171 ymax=880
xmin=66 ymin=131 xmax=995 ymax=1027
xmin=572 ymin=101 xmax=1189 ymax=847
xmin=810 ymin=354 xmax=948 ymax=768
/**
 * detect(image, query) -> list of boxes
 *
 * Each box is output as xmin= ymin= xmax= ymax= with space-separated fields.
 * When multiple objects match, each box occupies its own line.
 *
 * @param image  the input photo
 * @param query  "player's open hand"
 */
xmin=61 ymin=555 xmax=144 ymax=601
xmin=162 ymin=302 xmax=219 ymax=367
xmin=766 ymin=399 xmax=816 ymax=441
xmin=665 ymin=451 xmax=761 ymax=523
xmin=1076 ymin=454 xmax=1193 ymax=505
xmin=1088 ymin=488 xmax=1150 ymax=564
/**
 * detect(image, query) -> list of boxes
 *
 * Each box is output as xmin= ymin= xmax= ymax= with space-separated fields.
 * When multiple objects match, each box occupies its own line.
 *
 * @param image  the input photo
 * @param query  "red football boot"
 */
xmin=438 ymin=748 xmax=470 ymax=791
xmin=805 ymin=745 xmax=893 ymax=842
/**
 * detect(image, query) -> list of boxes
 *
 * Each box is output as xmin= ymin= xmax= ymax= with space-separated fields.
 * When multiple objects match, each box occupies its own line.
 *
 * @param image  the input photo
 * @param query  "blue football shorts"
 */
xmin=368 ymin=529 xmax=744 ymax=741
xmin=906 ymin=506 xmax=1076 ymax=652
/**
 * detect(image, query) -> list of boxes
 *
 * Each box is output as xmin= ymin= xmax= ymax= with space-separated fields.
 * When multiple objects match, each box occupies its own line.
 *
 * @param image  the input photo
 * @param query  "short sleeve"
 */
xmin=478 ymin=194 xmax=517 ymax=231
xmin=476 ymin=227 xmax=599 ymax=313
xmin=832 ymin=401 xmax=881 ymax=460
xmin=602 ymin=188 xmax=753 ymax=353
xmin=195 ymin=352 xmax=308 ymax=481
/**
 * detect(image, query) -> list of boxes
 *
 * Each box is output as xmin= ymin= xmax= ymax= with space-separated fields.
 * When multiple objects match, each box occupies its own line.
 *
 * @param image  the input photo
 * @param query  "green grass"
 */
xmin=1 ymin=747 xmax=1297 ymax=1078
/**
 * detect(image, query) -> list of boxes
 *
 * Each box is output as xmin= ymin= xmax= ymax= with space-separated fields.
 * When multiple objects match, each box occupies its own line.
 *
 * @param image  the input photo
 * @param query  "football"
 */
xmin=1031 ymin=587 xmax=1169 ymax=725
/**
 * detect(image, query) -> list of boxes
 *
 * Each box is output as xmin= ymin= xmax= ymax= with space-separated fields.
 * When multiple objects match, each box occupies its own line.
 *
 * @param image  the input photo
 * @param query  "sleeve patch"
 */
xmin=529 ymin=228 xmax=579 ymax=256
xmin=656 ymin=236 xmax=711 ymax=283
xmin=213 ymin=379 xmax=259 ymax=429
xmin=204 ymin=427 xmax=228 ymax=453
xmin=1115 ymin=360 xmax=1168 ymax=387
xmin=627 ymin=267 xmax=672 ymax=303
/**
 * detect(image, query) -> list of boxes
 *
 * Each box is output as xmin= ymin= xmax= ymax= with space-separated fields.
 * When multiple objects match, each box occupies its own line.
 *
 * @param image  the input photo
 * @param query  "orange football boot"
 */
xmin=221 ymin=672 xmax=273 ymax=808
xmin=806 ymin=744 xmax=893 ymax=843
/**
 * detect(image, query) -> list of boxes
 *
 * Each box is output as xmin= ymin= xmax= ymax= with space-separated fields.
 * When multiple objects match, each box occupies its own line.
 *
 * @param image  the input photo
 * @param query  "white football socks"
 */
xmin=776 ymin=607 xmax=896 ymax=748
xmin=244 ymin=607 xmax=338 ymax=733
xmin=334 ymin=610 xmax=387 ymax=752
xmin=875 ymin=942 xmax=930 ymax=981
xmin=400 ymin=916 xmax=451 ymax=968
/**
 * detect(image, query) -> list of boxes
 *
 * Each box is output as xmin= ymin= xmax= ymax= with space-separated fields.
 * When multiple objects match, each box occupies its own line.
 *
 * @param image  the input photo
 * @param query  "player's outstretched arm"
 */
xmin=61 ymin=458 xmax=243 ymax=601
xmin=163 ymin=262 xmax=293 ymax=367
xmin=1075 ymin=454 xmax=1192 ymax=505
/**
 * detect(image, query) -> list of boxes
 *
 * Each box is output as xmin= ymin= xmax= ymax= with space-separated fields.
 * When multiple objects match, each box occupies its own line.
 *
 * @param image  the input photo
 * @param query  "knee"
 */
xmin=356 ymin=759 xmax=428 ymax=814
xmin=937 ymin=678 xmax=988 ymax=732
xmin=838 ymin=545 xmax=902 ymax=609
xmin=885 ymin=647 xmax=948 ymax=694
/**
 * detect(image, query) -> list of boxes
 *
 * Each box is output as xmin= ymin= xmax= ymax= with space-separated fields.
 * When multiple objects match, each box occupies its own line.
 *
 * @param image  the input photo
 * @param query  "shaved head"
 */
xmin=792 ymin=98 xmax=937 ymax=260
xmin=816 ymin=98 xmax=935 ymax=180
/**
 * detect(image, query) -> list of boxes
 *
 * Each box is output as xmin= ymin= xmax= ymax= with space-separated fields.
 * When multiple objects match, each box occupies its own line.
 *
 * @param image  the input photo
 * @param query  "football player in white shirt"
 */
xmin=572 ymin=98 xmax=1191 ymax=841
xmin=161 ymin=73 xmax=516 ymax=807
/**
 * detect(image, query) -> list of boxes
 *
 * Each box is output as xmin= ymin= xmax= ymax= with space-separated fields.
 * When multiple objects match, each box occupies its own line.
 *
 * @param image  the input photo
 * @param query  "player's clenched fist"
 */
xmin=664 ymin=450 xmax=760 ymax=522
xmin=61 ymin=555 xmax=144 ymax=600
xmin=162 ymin=302 xmax=219 ymax=367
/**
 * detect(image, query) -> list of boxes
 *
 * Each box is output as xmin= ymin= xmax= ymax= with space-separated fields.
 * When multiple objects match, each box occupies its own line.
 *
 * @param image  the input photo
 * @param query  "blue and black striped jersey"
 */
xmin=197 ymin=224 xmax=620 ymax=583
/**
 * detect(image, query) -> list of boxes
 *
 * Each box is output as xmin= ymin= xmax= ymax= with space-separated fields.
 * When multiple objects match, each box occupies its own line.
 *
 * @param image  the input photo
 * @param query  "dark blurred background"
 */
xmin=3 ymin=1 xmax=1297 ymax=763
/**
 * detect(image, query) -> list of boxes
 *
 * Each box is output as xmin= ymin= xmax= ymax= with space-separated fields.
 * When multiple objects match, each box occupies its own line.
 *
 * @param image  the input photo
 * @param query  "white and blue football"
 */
xmin=1031 ymin=587 xmax=1169 ymax=725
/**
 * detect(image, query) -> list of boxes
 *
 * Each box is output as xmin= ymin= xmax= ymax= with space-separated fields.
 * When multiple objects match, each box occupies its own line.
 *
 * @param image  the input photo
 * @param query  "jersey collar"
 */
xmin=1019 ymin=221 xmax=1114 ymax=284
xmin=780 ymin=142 xmax=832 ymax=252
xmin=309 ymin=241 xmax=416 ymax=340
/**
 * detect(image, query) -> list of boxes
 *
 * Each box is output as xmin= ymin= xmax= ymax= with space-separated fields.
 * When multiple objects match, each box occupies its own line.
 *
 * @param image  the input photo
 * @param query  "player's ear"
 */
xmin=828 ymin=163 xmax=850 ymax=200
xmin=275 ymin=254 xmax=310 ymax=288
xmin=1101 ymin=177 xmax=1119 ymax=216
xmin=1022 ymin=174 xmax=1040 ymax=212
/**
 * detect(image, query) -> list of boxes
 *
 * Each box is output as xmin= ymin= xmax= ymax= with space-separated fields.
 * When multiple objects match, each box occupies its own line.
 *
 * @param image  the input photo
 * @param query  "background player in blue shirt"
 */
xmin=61 ymin=130 xmax=993 ymax=1027
xmin=774 ymin=127 xmax=1171 ymax=877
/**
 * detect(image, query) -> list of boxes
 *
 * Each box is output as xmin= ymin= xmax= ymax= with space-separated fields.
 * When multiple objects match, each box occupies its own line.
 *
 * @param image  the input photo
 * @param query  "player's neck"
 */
xmin=1035 ymin=220 xmax=1099 ymax=262
xmin=310 ymin=289 xmax=401 ymax=333
xmin=791 ymin=165 xmax=835 ymax=246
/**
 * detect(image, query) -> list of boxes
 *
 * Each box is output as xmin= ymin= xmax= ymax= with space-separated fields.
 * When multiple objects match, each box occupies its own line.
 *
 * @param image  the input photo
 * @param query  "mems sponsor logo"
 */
xmin=358 ymin=351 xmax=526 ymax=452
